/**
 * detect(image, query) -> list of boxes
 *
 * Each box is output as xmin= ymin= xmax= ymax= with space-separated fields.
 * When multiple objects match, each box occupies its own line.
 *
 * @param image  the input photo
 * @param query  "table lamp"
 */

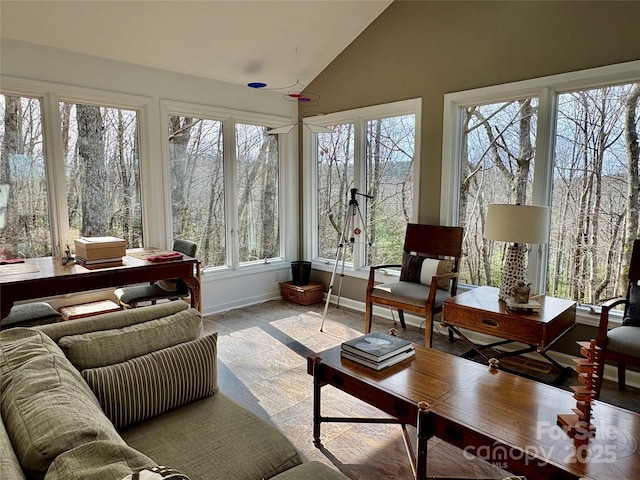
xmin=484 ymin=203 xmax=549 ymax=302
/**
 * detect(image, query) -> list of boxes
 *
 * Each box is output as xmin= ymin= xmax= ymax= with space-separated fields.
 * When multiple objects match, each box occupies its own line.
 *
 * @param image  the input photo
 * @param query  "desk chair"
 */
xmin=115 ymin=239 xmax=198 ymax=309
xmin=594 ymin=239 xmax=640 ymax=398
xmin=365 ymin=224 xmax=463 ymax=348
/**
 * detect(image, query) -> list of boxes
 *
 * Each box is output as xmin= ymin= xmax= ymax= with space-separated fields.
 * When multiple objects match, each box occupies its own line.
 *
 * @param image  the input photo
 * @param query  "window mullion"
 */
xmin=353 ymin=116 xmax=366 ymax=270
xmin=225 ymin=119 xmax=238 ymax=269
xmin=42 ymin=91 xmax=69 ymax=257
xmin=529 ymin=87 xmax=558 ymax=295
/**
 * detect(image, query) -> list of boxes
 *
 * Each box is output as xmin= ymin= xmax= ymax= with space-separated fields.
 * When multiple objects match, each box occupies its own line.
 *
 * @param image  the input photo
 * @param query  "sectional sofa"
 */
xmin=0 ymin=301 xmax=347 ymax=480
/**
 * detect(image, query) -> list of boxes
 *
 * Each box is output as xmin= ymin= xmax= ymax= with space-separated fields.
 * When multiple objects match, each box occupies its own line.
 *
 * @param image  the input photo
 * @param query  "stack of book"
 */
xmin=74 ymin=236 xmax=126 ymax=269
xmin=341 ymin=331 xmax=415 ymax=370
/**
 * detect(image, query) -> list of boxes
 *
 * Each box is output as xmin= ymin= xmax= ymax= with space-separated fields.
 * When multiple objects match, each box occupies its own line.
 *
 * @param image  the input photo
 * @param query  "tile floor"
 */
xmin=203 ymin=299 xmax=639 ymax=480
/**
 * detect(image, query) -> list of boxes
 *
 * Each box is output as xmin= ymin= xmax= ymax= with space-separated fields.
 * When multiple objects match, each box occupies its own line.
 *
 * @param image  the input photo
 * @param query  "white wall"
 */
xmin=0 ymin=38 xmax=298 ymax=315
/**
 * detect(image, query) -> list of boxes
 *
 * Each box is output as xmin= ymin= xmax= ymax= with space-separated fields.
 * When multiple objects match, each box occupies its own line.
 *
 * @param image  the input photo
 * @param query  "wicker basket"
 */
xmin=279 ymin=281 xmax=323 ymax=305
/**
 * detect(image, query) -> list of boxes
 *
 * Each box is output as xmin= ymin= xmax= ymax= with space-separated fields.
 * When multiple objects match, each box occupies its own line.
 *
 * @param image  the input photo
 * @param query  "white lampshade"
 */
xmin=484 ymin=204 xmax=549 ymax=245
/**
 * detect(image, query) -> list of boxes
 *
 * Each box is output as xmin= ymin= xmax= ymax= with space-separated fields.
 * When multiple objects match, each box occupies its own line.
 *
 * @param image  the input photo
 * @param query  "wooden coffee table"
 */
xmin=308 ymin=343 xmax=640 ymax=480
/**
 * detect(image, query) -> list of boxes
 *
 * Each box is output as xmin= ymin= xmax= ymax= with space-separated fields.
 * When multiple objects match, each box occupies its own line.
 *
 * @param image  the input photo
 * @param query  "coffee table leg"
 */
xmin=416 ymin=401 xmax=432 ymax=480
xmin=312 ymin=357 xmax=323 ymax=447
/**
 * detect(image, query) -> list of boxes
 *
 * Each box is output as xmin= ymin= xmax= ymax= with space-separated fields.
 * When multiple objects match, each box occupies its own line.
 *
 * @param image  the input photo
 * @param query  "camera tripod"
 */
xmin=320 ymin=188 xmax=372 ymax=332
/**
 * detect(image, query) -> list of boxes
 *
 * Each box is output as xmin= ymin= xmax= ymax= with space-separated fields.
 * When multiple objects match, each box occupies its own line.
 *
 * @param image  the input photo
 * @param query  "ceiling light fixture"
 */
xmin=248 ymin=47 xmax=332 ymax=135
xmin=247 ymin=47 xmax=320 ymax=107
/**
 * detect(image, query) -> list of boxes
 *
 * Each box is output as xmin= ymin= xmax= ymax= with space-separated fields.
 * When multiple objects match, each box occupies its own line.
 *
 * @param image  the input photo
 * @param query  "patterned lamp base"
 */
xmin=499 ymin=243 xmax=528 ymax=301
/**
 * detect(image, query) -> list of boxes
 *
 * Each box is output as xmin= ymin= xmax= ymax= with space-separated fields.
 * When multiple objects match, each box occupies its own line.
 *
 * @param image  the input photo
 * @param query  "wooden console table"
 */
xmin=0 ymin=249 xmax=201 ymax=323
xmin=442 ymin=286 xmax=576 ymax=376
xmin=309 ymin=344 xmax=640 ymax=480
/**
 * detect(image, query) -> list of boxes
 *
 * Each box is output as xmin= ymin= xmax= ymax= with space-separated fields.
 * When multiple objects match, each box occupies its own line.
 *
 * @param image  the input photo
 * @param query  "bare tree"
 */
xmin=620 ymin=83 xmax=640 ymax=294
xmin=76 ymin=104 xmax=107 ymax=235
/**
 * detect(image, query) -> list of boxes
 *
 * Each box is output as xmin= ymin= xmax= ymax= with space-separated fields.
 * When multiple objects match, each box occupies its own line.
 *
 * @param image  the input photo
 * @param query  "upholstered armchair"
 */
xmin=594 ymin=239 xmax=640 ymax=398
xmin=365 ymin=224 xmax=463 ymax=347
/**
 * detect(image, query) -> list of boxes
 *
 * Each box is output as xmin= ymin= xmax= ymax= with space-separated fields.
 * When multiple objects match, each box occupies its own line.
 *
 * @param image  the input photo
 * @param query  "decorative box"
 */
xmin=74 ymin=236 xmax=126 ymax=260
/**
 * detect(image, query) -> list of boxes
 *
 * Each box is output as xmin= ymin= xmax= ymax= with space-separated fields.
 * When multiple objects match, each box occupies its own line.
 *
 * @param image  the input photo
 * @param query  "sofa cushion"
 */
xmin=371 ymin=280 xmax=452 ymax=309
xmin=121 ymin=393 xmax=303 ymax=480
xmin=270 ymin=461 xmax=348 ymax=480
xmin=0 ymin=328 xmax=128 ymax=479
xmin=59 ymin=308 xmax=203 ymax=370
xmin=36 ymin=300 xmax=189 ymax=342
xmin=44 ymin=441 xmax=156 ymax=480
xmin=82 ymin=334 xmax=218 ymax=429
xmin=1 ymin=302 xmax=62 ymax=328
xmin=0 ymin=417 xmax=26 ymax=480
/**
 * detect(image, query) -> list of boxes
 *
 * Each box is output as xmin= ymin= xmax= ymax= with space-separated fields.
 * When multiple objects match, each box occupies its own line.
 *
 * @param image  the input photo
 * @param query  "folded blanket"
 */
xmin=147 ymin=252 xmax=184 ymax=262
xmin=0 ymin=258 xmax=25 ymax=264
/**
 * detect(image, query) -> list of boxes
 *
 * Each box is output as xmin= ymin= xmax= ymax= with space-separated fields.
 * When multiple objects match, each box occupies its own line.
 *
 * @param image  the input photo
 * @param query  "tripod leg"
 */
xmin=320 ymin=244 xmax=342 ymax=332
xmin=320 ymin=204 xmax=354 ymax=331
xmin=335 ymin=204 xmax=354 ymax=309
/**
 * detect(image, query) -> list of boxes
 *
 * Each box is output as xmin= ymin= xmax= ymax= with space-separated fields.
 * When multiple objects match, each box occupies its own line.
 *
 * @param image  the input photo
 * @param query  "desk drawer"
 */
xmin=443 ymin=304 xmax=544 ymax=346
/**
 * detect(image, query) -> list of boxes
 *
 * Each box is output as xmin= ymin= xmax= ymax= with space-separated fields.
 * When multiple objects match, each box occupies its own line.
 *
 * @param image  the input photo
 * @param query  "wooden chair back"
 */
xmin=403 ymin=223 xmax=464 ymax=275
xmin=628 ymin=239 xmax=640 ymax=283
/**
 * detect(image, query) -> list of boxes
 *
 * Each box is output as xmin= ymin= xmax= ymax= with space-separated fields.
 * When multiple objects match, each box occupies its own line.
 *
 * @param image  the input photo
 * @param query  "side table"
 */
xmin=442 ymin=286 xmax=576 ymax=379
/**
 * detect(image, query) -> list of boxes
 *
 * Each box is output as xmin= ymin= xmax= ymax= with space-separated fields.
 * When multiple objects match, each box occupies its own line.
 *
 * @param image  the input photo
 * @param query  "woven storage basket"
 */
xmin=279 ymin=281 xmax=323 ymax=305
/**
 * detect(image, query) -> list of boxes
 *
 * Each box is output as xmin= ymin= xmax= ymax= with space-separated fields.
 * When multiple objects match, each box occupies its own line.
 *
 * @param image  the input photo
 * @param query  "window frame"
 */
xmin=0 ymin=77 xmax=297 ymax=277
xmin=0 ymin=75 xmax=152 ymax=256
xmin=160 ymin=100 xmax=296 ymax=275
xmin=440 ymin=60 xmax=640 ymax=297
xmin=303 ymin=98 xmax=422 ymax=279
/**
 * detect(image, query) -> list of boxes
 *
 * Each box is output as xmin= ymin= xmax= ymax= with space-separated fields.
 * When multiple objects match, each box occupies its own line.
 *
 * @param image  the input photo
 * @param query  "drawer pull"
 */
xmin=482 ymin=317 xmax=499 ymax=328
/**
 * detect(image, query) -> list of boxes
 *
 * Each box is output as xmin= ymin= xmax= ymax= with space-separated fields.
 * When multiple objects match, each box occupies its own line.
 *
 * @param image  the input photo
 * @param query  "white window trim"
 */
xmin=1 ymin=75 xmax=152 ymax=255
xmin=0 ymin=76 xmax=298 ymax=273
xmin=303 ymin=98 xmax=422 ymax=279
xmin=440 ymin=60 xmax=640 ymax=314
xmin=159 ymin=100 xmax=296 ymax=275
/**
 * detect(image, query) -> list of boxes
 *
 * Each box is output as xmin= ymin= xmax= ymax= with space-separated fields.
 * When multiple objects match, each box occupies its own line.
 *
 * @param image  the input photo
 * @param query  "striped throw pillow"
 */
xmin=82 ymin=334 xmax=218 ymax=429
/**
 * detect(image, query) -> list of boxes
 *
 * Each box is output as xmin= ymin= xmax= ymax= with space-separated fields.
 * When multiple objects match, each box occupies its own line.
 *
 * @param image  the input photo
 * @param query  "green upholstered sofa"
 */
xmin=0 ymin=301 xmax=346 ymax=480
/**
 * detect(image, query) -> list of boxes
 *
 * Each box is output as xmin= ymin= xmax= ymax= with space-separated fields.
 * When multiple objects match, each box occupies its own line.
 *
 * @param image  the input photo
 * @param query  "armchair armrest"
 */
xmin=367 ymin=264 xmax=401 ymax=290
xmin=431 ymin=271 xmax=460 ymax=292
xmin=597 ymin=297 xmax=628 ymax=346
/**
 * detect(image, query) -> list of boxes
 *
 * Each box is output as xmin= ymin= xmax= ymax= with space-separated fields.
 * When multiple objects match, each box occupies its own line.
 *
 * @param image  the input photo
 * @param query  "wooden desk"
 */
xmin=442 ymin=286 xmax=576 ymax=373
xmin=309 ymin=344 xmax=640 ymax=480
xmin=0 ymin=249 xmax=201 ymax=322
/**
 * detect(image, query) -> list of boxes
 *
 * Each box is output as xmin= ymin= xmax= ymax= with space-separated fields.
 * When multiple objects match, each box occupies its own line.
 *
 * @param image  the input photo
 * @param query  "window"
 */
xmin=236 ymin=123 xmax=279 ymax=263
xmin=304 ymin=99 xmax=421 ymax=273
xmin=0 ymin=95 xmax=51 ymax=258
xmin=1 ymin=79 xmax=151 ymax=258
xmin=62 ymin=102 xmax=142 ymax=244
xmin=442 ymin=62 xmax=640 ymax=305
xmin=164 ymin=102 xmax=290 ymax=272
xmin=1 ymin=79 xmax=295 ymax=276
xmin=168 ymin=115 xmax=226 ymax=268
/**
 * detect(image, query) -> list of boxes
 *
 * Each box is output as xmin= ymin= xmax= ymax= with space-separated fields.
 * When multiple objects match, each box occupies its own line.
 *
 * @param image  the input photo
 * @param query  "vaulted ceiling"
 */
xmin=0 ymin=0 xmax=392 ymax=89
